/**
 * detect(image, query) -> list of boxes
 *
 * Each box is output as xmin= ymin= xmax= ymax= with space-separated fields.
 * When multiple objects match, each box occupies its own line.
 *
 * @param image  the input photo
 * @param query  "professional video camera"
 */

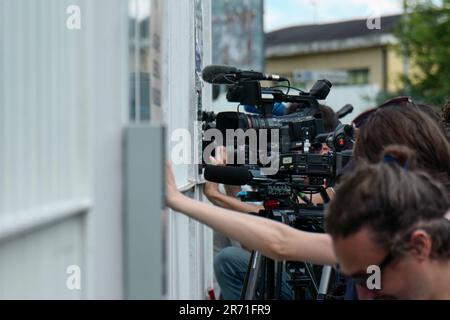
xmin=201 ymin=64 xmax=353 ymax=193
xmin=200 ymin=65 xmax=354 ymax=301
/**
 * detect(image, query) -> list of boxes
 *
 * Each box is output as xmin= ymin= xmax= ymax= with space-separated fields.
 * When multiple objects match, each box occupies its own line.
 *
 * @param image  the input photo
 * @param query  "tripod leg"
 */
xmin=275 ymin=261 xmax=283 ymax=299
xmin=266 ymin=258 xmax=275 ymax=299
xmin=241 ymin=251 xmax=263 ymax=300
xmin=286 ymin=262 xmax=312 ymax=300
xmin=240 ymin=251 xmax=254 ymax=299
xmin=317 ymin=265 xmax=333 ymax=300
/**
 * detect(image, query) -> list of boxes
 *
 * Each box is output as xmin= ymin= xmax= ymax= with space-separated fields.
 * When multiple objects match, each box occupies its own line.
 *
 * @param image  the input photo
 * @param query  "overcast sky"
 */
xmin=264 ymin=0 xmax=404 ymax=32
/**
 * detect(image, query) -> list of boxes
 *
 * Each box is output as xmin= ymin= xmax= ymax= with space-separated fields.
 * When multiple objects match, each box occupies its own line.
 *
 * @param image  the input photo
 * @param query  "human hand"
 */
xmin=209 ymin=146 xmax=227 ymax=166
xmin=165 ymin=161 xmax=183 ymax=208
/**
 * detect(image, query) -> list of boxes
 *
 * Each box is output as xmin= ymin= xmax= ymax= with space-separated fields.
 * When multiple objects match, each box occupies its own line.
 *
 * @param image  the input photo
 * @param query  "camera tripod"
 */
xmin=240 ymin=189 xmax=336 ymax=300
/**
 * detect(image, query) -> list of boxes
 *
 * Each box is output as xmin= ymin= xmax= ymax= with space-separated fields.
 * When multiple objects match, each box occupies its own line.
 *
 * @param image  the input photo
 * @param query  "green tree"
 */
xmin=392 ymin=0 xmax=450 ymax=105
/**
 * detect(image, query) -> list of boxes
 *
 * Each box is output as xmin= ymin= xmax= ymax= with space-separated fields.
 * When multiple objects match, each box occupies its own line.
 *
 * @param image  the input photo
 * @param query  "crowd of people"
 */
xmin=165 ymin=96 xmax=450 ymax=300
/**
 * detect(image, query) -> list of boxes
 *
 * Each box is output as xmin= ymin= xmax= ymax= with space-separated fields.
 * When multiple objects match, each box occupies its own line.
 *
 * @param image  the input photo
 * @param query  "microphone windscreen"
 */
xmin=336 ymin=104 xmax=354 ymax=119
xmin=202 ymin=65 xmax=238 ymax=84
xmin=204 ymin=165 xmax=253 ymax=186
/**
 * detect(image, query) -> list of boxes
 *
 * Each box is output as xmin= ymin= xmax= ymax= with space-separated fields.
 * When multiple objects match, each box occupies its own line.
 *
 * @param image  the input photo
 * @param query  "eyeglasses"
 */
xmin=339 ymin=251 xmax=396 ymax=288
xmin=352 ymin=96 xmax=418 ymax=128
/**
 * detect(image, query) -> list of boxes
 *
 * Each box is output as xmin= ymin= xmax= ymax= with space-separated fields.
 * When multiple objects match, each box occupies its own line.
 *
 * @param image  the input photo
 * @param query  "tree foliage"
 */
xmin=393 ymin=0 xmax=450 ymax=105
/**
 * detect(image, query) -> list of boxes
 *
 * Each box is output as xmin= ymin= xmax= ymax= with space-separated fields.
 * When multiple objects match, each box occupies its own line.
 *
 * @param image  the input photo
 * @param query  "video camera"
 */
xmin=200 ymin=65 xmax=353 ymax=200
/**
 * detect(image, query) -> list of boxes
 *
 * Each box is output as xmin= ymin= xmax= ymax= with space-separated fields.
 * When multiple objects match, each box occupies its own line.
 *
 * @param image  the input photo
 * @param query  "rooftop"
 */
xmin=266 ymin=15 xmax=402 ymax=57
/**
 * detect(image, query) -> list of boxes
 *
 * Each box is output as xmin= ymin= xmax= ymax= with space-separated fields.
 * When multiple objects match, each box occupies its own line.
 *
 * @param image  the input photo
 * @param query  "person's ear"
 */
xmin=409 ymin=230 xmax=432 ymax=261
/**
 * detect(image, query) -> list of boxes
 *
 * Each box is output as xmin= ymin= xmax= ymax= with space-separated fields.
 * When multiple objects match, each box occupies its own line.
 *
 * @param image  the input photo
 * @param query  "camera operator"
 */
xmin=325 ymin=145 xmax=450 ymax=300
xmin=165 ymin=97 xmax=450 ymax=300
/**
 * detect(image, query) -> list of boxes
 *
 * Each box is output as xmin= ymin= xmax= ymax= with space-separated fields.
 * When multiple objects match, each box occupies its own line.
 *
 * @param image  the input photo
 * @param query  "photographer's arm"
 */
xmin=167 ymin=163 xmax=337 ymax=265
xmin=203 ymin=181 xmax=264 ymax=213
xmin=223 ymin=185 xmax=242 ymax=197
xmin=203 ymin=146 xmax=263 ymax=213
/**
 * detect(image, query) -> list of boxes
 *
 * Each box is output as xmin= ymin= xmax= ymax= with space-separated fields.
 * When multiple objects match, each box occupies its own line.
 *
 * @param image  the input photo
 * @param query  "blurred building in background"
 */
xmin=212 ymin=0 xmax=264 ymax=71
xmin=211 ymin=0 xmax=265 ymax=111
xmin=266 ymin=15 xmax=404 ymax=122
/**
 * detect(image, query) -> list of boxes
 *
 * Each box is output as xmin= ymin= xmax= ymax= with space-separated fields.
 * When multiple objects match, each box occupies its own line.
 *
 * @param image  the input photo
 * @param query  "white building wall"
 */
xmin=0 ymin=0 xmax=128 ymax=299
xmin=162 ymin=0 xmax=214 ymax=300
xmin=0 ymin=0 xmax=213 ymax=300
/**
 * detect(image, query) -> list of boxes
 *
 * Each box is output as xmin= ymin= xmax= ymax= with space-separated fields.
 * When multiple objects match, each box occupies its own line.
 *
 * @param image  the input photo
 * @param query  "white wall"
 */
xmin=0 ymin=0 xmax=214 ymax=300
xmin=162 ymin=0 xmax=215 ymax=300
xmin=0 ymin=0 xmax=128 ymax=299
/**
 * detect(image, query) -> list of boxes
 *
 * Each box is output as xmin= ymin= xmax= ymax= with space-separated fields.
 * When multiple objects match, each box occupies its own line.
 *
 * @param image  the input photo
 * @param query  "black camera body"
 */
xmin=226 ymin=79 xmax=331 ymax=111
xmin=201 ymin=66 xmax=353 ymax=206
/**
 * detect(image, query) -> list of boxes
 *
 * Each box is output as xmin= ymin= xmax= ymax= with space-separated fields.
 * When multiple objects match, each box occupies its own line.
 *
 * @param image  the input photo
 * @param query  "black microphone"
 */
xmin=309 ymin=79 xmax=332 ymax=100
xmin=204 ymin=165 xmax=253 ymax=186
xmin=202 ymin=65 xmax=287 ymax=84
xmin=336 ymin=104 xmax=354 ymax=119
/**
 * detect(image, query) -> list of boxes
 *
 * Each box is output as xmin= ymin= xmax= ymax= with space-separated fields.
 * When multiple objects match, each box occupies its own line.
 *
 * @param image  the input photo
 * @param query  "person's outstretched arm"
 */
xmin=166 ymin=163 xmax=337 ymax=266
